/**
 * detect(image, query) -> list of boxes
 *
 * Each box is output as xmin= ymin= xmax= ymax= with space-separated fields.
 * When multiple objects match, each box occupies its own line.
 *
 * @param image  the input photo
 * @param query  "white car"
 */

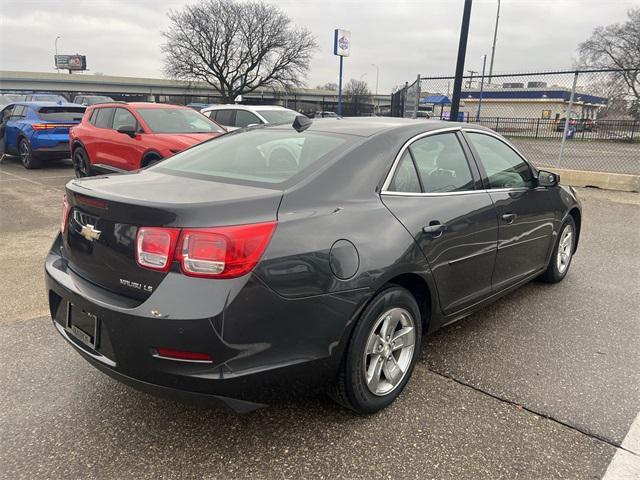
xmin=200 ymin=104 xmax=300 ymax=130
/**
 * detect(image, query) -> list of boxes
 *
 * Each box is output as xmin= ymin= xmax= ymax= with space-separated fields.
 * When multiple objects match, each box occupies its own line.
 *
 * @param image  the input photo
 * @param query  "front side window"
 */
xmin=94 ymin=108 xmax=115 ymax=129
xmin=409 ymin=133 xmax=474 ymax=193
xmin=154 ymin=129 xmax=350 ymax=185
xmin=235 ymin=110 xmax=261 ymax=128
xmin=112 ymin=108 xmax=138 ymax=130
xmin=466 ymin=132 xmax=533 ymax=189
xmin=136 ymin=108 xmax=224 ymax=134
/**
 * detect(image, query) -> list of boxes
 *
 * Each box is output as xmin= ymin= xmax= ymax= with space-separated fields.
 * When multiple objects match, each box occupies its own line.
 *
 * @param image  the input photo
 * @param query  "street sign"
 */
xmin=333 ymin=29 xmax=351 ymax=57
xmin=54 ymin=55 xmax=87 ymax=71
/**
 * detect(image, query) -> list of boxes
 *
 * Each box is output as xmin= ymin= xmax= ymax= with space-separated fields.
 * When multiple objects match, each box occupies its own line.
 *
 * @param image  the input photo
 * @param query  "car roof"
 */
xmin=10 ymin=101 xmax=85 ymax=108
xmin=269 ymin=117 xmax=487 ymax=137
xmin=88 ymin=102 xmax=190 ymax=109
xmin=203 ymin=104 xmax=293 ymax=111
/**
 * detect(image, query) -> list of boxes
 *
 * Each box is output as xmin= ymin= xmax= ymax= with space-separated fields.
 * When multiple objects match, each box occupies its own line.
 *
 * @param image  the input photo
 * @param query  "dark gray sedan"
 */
xmin=45 ymin=117 xmax=581 ymax=413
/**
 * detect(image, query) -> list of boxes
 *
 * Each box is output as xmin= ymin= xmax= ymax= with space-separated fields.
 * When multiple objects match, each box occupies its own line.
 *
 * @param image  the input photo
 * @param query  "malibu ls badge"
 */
xmin=120 ymin=278 xmax=153 ymax=293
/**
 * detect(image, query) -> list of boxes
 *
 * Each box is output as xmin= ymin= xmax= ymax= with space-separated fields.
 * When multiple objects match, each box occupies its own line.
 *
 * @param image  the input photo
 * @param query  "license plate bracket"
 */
xmin=67 ymin=303 xmax=99 ymax=349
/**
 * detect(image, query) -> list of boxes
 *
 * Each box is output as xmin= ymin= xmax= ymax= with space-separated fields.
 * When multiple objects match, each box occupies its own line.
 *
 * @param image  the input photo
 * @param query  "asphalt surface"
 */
xmin=1 ymin=156 xmax=639 ymax=479
xmin=509 ymin=138 xmax=640 ymax=175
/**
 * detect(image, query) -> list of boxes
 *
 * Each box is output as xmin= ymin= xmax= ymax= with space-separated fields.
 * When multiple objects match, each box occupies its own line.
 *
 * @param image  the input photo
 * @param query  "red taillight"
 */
xmin=32 ymin=123 xmax=73 ymax=131
xmin=175 ymin=222 xmax=276 ymax=278
xmin=134 ymin=222 xmax=276 ymax=278
xmin=61 ymin=195 xmax=71 ymax=232
xmin=135 ymin=227 xmax=180 ymax=272
xmin=154 ymin=347 xmax=212 ymax=362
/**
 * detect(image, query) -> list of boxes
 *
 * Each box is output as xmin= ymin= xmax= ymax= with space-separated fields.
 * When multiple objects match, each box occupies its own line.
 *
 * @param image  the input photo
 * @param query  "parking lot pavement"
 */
xmin=1 ymin=159 xmax=638 ymax=479
xmin=510 ymin=139 xmax=640 ymax=175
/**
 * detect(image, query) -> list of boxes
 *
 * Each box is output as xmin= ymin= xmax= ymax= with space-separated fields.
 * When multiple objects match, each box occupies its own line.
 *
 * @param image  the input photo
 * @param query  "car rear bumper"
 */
xmin=45 ymin=237 xmax=370 ymax=410
xmin=32 ymin=133 xmax=71 ymax=159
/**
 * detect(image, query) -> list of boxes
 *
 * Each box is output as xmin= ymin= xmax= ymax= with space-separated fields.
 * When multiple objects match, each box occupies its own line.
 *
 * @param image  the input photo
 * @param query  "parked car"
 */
xmin=25 ymin=94 xmax=68 ymax=103
xmin=1 ymin=102 xmax=85 ymax=168
xmin=72 ymin=95 xmax=115 ymax=106
xmin=201 ymin=104 xmax=299 ymax=129
xmin=46 ymin=117 xmax=581 ymax=413
xmin=186 ymin=102 xmax=210 ymax=111
xmin=0 ymin=94 xmax=26 ymax=105
xmin=313 ymin=111 xmax=339 ymax=118
xmin=69 ymin=102 xmax=225 ymax=177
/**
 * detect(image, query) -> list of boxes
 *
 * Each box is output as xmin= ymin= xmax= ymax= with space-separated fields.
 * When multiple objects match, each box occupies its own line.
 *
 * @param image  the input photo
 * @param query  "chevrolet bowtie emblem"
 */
xmin=80 ymin=224 xmax=101 ymax=242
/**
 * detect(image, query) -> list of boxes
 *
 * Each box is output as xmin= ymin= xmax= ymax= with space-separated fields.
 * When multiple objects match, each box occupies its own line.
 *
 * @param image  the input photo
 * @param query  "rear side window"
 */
xmin=37 ymin=106 xmax=85 ymax=122
xmin=10 ymin=105 xmax=26 ymax=118
xmin=94 ymin=108 xmax=115 ymax=129
xmin=409 ymin=133 xmax=474 ymax=193
xmin=214 ymin=109 xmax=234 ymax=126
xmin=388 ymin=151 xmax=421 ymax=193
xmin=154 ymin=130 xmax=350 ymax=185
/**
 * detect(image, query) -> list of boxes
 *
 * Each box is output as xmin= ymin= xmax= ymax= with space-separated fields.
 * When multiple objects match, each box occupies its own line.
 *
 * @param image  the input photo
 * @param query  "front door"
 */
xmin=381 ymin=131 xmax=499 ymax=314
xmin=463 ymin=130 xmax=555 ymax=291
xmin=109 ymin=107 xmax=143 ymax=170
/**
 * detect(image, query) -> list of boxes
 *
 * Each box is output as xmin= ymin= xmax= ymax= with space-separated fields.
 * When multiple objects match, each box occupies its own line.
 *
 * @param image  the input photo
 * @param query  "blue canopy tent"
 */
xmin=420 ymin=95 xmax=451 ymax=118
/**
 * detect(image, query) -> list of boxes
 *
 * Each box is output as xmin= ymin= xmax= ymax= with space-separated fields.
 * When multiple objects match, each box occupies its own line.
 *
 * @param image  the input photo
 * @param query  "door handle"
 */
xmin=423 ymin=221 xmax=444 ymax=236
xmin=501 ymin=213 xmax=517 ymax=224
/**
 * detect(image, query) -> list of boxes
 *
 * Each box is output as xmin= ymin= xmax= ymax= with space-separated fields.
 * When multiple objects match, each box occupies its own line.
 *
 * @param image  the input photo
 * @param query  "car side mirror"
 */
xmin=117 ymin=125 xmax=137 ymax=138
xmin=537 ymin=169 xmax=559 ymax=187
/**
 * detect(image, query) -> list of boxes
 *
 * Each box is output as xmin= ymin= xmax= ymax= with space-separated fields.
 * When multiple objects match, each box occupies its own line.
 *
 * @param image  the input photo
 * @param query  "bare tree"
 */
xmin=344 ymin=79 xmax=372 ymax=117
xmin=162 ymin=0 xmax=317 ymax=103
xmin=315 ymin=82 xmax=338 ymax=91
xmin=578 ymin=7 xmax=640 ymax=101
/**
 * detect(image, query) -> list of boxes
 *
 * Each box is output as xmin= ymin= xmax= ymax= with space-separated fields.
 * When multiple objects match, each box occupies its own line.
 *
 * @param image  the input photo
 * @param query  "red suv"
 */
xmin=69 ymin=102 xmax=225 ymax=177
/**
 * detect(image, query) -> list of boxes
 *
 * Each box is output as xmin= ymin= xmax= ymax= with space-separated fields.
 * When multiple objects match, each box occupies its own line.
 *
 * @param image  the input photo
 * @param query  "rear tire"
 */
xmin=72 ymin=146 xmax=92 ymax=178
xmin=141 ymin=154 xmax=162 ymax=169
xmin=540 ymin=216 xmax=576 ymax=283
xmin=331 ymin=286 xmax=422 ymax=414
xmin=19 ymin=138 xmax=41 ymax=169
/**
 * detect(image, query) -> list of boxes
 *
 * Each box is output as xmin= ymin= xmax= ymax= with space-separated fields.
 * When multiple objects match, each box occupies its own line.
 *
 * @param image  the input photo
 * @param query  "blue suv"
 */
xmin=1 ymin=102 xmax=85 ymax=168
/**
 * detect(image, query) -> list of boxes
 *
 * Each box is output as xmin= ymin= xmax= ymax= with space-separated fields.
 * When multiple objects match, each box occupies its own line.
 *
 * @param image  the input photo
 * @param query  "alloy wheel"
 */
xmin=19 ymin=141 xmax=31 ymax=167
xmin=556 ymin=224 xmax=573 ymax=274
xmin=363 ymin=307 xmax=416 ymax=396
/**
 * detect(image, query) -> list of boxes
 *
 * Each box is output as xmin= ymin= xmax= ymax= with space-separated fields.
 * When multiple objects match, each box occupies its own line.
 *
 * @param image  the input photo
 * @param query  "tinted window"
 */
xmin=94 ymin=108 xmax=115 ymax=129
xmin=235 ymin=110 xmax=261 ymax=128
xmin=154 ymin=130 xmax=349 ymax=185
xmin=388 ymin=151 xmax=421 ymax=193
xmin=467 ymin=132 xmax=533 ymax=189
xmin=214 ymin=109 xmax=234 ymax=126
xmin=11 ymin=105 xmax=26 ymax=118
xmin=259 ymin=109 xmax=299 ymax=125
xmin=136 ymin=108 xmax=224 ymax=134
xmin=409 ymin=133 xmax=474 ymax=193
xmin=37 ymin=106 xmax=85 ymax=121
xmin=112 ymin=108 xmax=137 ymax=130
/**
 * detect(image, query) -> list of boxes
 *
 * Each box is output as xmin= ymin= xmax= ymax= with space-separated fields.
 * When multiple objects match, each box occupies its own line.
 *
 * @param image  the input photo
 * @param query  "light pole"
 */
xmin=450 ymin=0 xmax=473 ymax=122
xmin=476 ymin=54 xmax=487 ymax=121
xmin=55 ymin=35 xmax=61 ymax=73
xmin=488 ymin=0 xmax=500 ymax=84
xmin=371 ymin=63 xmax=379 ymax=115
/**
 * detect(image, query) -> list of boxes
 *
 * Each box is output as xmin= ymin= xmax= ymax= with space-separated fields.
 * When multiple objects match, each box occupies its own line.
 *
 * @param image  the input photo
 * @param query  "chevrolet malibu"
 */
xmin=45 ymin=117 xmax=581 ymax=413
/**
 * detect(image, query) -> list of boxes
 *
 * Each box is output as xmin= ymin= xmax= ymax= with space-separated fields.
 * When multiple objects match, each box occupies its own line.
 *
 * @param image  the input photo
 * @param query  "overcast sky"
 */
xmin=0 ymin=0 xmax=636 ymax=92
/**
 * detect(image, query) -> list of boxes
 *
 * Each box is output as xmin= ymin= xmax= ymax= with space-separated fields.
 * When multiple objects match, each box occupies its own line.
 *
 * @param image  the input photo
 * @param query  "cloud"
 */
xmin=0 ymin=0 xmax=635 ymax=92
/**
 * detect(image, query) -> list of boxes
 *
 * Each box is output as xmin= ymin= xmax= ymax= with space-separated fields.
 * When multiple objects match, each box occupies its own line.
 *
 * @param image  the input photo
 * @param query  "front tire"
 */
xmin=19 ymin=138 xmax=41 ymax=169
xmin=331 ymin=286 xmax=422 ymax=414
xmin=72 ymin=146 xmax=92 ymax=178
xmin=540 ymin=216 xmax=576 ymax=283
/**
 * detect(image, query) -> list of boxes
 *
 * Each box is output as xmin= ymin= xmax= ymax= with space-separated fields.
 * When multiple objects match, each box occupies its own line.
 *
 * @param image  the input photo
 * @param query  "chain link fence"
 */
xmin=393 ymin=69 xmax=639 ymax=175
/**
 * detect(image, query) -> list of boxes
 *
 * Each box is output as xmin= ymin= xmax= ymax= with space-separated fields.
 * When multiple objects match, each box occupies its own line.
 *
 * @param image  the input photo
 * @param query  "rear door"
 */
xmin=463 ymin=130 xmax=555 ymax=290
xmin=381 ymin=130 xmax=499 ymax=314
xmin=90 ymin=107 xmax=116 ymax=166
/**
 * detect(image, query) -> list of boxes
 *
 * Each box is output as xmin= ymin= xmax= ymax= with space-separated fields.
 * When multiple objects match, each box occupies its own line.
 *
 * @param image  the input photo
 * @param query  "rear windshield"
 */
xmin=84 ymin=96 xmax=113 ymax=105
xmin=259 ymin=109 xmax=299 ymax=125
xmin=137 ymin=108 xmax=224 ymax=134
xmin=37 ymin=106 xmax=86 ymax=121
xmin=154 ymin=129 xmax=351 ymax=185
xmin=31 ymin=95 xmax=65 ymax=102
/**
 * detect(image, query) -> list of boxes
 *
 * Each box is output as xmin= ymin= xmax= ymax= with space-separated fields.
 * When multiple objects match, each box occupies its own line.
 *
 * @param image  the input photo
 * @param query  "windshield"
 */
xmin=258 ymin=109 xmax=299 ymax=125
xmin=37 ymin=106 xmax=86 ymax=121
xmin=137 ymin=108 xmax=224 ymax=134
xmin=154 ymin=129 xmax=350 ymax=185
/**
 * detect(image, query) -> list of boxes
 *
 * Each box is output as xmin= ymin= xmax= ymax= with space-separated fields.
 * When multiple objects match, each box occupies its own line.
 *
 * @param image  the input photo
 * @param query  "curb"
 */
xmin=540 ymin=167 xmax=640 ymax=193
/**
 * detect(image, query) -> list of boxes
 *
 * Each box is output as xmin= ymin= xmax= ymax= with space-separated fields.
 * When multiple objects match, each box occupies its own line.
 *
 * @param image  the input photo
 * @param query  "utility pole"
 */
xmin=488 ymin=0 xmax=500 ymax=84
xmin=450 ymin=0 xmax=473 ymax=122
xmin=372 ymin=63 xmax=379 ymax=115
xmin=466 ymin=70 xmax=477 ymax=89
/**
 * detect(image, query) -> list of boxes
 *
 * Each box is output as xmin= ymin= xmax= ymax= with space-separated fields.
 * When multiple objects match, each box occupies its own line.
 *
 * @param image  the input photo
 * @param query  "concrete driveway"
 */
xmin=0 ymin=157 xmax=638 ymax=479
